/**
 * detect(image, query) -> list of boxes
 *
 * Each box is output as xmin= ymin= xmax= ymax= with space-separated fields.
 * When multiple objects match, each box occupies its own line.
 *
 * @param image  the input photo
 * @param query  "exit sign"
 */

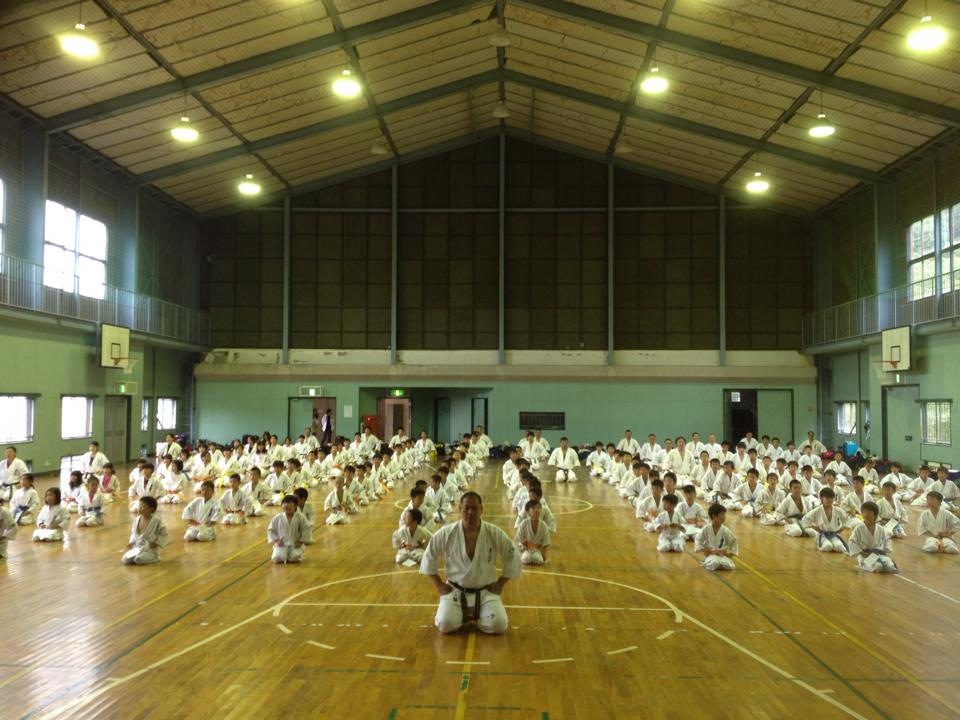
xmin=299 ymin=386 xmax=323 ymax=397
xmin=115 ymin=381 xmax=138 ymax=395
xmin=390 ymin=388 xmax=406 ymax=398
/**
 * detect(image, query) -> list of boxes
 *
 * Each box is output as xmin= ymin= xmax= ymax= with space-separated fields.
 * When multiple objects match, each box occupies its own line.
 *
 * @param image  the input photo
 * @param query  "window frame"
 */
xmin=906 ymin=214 xmax=936 ymax=300
xmin=0 ymin=177 xmax=6 ymax=270
xmin=921 ymin=400 xmax=952 ymax=446
xmin=43 ymin=199 xmax=108 ymax=300
xmin=156 ymin=397 xmax=178 ymax=431
xmin=60 ymin=395 xmax=94 ymax=440
xmin=0 ymin=395 xmax=35 ymax=443
xmin=141 ymin=397 xmax=152 ymax=432
xmin=835 ymin=401 xmax=857 ymax=436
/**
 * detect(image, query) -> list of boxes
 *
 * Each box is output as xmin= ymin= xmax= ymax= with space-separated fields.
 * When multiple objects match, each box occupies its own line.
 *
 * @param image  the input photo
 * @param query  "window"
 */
xmin=61 ymin=396 xmax=93 ymax=439
xmin=60 ymin=454 xmax=87 ymax=489
xmin=43 ymin=200 xmax=107 ymax=299
xmin=941 ymin=203 xmax=960 ymax=292
xmin=907 ymin=215 xmax=936 ymax=300
xmin=922 ymin=401 xmax=951 ymax=446
xmin=0 ymin=396 xmax=34 ymax=443
xmin=518 ymin=411 xmax=565 ymax=431
xmin=141 ymin=398 xmax=151 ymax=432
xmin=156 ymin=398 xmax=177 ymax=430
xmin=836 ymin=402 xmax=857 ymax=435
xmin=0 ymin=177 xmax=6 ymax=265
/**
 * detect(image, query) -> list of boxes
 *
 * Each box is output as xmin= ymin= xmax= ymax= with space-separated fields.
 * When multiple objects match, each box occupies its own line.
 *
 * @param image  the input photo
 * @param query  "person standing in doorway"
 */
xmin=321 ymin=408 xmax=334 ymax=447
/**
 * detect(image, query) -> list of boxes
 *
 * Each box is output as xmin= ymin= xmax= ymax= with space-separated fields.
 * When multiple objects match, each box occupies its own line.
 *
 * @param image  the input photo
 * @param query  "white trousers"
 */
xmin=16 ymin=512 xmax=34 ymax=526
xmin=272 ymin=545 xmax=304 ymax=563
xmin=521 ymin=549 xmax=545 ymax=565
xmin=555 ymin=470 xmax=576 ymax=483
xmin=221 ymin=512 xmax=246 ymax=525
xmin=160 ymin=494 xmax=182 ymax=504
xmin=66 ymin=501 xmax=79 ymax=513
xmin=858 ymin=554 xmax=898 ymax=573
xmin=32 ymin=528 xmax=64 ymax=542
xmin=249 ymin=502 xmax=265 ymax=517
xmin=76 ymin=513 xmax=103 ymax=527
xmin=922 ymin=537 xmax=959 ymax=554
xmin=0 ymin=538 xmax=8 ymax=558
xmin=702 ymin=555 xmax=735 ymax=571
xmin=122 ymin=547 xmax=158 ymax=565
xmin=184 ymin=525 xmax=216 ymax=542
xmin=435 ymin=588 xmax=508 ymax=635
xmin=395 ymin=548 xmax=425 ymax=564
xmin=817 ymin=534 xmax=846 ymax=552
xmin=784 ymin=523 xmax=816 ymax=538
xmin=741 ymin=504 xmax=759 ymax=518
xmin=657 ymin=536 xmax=684 ymax=553
xmin=326 ymin=511 xmax=348 ymax=525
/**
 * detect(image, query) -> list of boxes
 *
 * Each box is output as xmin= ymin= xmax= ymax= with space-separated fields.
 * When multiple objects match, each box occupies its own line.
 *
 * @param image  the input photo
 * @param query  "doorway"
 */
xmin=723 ymin=389 xmax=758 ymax=445
xmin=104 ymin=395 xmax=130 ymax=463
xmin=287 ymin=396 xmax=337 ymax=445
xmin=378 ymin=397 xmax=411 ymax=442
xmin=471 ymin=397 xmax=488 ymax=434
xmin=883 ymin=384 xmax=920 ymax=467
xmin=757 ymin=389 xmax=794 ymax=445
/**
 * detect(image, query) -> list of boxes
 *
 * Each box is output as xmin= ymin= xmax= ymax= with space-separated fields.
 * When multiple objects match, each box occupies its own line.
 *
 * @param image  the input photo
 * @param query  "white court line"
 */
xmin=366 ymin=654 xmax=405 ymax=662
xmin=896 ymin=574 xmax=960 ymax=605
xmin=656 ymin=630 xmax=674 ymax=641
xmin=605 ymin=646 xmax=637 ymax=656
xmin=532 ymin=657 xmax=574 ymax=665
xmin=276 ymin=624 xmax=292 ymax=635
xmin=446 ymin=660 xmax=491 ymax=666
xmin=306 ymin=641 xmax=335 ymax=650
xmin=283 ymin=601 xmax=672 ymax=612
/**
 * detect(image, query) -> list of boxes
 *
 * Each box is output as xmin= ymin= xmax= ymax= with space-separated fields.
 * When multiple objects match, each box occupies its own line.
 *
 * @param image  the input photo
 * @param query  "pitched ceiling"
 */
xmin=0 ymin=0 xmax=957 ymax=214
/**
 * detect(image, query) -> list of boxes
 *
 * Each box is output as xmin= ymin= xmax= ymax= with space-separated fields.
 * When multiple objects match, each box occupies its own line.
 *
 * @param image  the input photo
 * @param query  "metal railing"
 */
xmin=803 ymin=271 xmax=960 ymax=347
xmin=0 ymin=253 xmax=210 ymax=345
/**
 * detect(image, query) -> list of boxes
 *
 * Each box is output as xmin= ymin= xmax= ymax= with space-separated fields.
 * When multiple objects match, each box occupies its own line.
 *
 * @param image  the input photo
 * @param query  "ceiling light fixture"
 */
xmin=171 ymin=116 xmax=199 ymax=142
xmin=60 ymin=22 xmax=99 ymax=58
xmin=906 ymin=13 xmax=947 ymax=52
xmin=614 ymin=141 xmax=634 ymax=154
xmin=489 ymin=26 xmax=511 ymax=47
xmin=745 ymin=170 xmax=770 ymax=194
xmin=332 ymin=69 xmax=362 ymax=98
xmin=370 ymin=141 xmax=390 ymax=155
xmin=808 ymin=90 xmax=835 ymax=138
xmin=640 ymin=66 xmax=668 ymax=95
xmin=492 ymin=101 xmax=510 ymax=119
xmin=238 ymin=173 xmax=261 ymax=196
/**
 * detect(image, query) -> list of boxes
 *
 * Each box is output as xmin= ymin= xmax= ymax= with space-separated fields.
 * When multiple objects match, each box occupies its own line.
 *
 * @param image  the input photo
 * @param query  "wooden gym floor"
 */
xmin=3 ymin=460 xmax=959 ymax=720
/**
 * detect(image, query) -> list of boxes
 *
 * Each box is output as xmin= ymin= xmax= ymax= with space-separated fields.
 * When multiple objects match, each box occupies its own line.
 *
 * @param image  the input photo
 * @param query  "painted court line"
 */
xmin=276 ymin=624 xmax=292 ymax=635
xmin=366 ymin=654 xmax=405 ymax=662
xmin=532 ymin=658 xmax=574 ymax=665
xmin=446 ymin=660 xmax=491 ymax=666
xmin=306 ymin=641 xmax=336 ymax=650
xmin=284 ymin=601 xmax=671 ymax=612
xmin=896 ymin=574 xmax=960 ymax=605
xmin=604 ymin=646 xmax=637 ymax=656
xmin=656 ymin=630 xmax=674 ymax=641
xmin=454 ymin=633 xmax=477 ymax=720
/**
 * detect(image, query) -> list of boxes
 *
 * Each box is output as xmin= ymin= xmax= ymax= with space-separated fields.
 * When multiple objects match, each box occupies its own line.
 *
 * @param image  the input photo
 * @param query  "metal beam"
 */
xmin=718 ymin=192 xmax=726 ymax=366
xmin=390 ymin=164 xmax=399 ymax=364
xmin=282 ymin=195 xmax=291 ymax=363
xmin=515 ymin=0 xmax=960 ymax=127
xmin=498 ymin=131 xmax=506 ymax=365
xmin=606 ymin=161 xmax=614 ymax=364
xmin=139 ymin=70 xmax=500 ymax=184
xmin=503 ymin=70 xmax=877 ymax=181
xmin=46 ymin=0 xmax=488 ymax=133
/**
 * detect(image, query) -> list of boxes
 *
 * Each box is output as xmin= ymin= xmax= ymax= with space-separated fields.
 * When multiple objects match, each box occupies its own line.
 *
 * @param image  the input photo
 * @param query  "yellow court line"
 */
xmin=0 ymin=539 xmax=265 ymax=692
xmin=453 ymin=632 xmax=477 ymax=720
xmin=736 ymin=557 xmax=960 ymax=718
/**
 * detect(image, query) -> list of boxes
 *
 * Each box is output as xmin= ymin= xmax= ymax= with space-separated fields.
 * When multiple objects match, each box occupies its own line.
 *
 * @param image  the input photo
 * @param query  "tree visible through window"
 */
xmin=922 ymin=401 xmax=951 ymax=446
xmin=836 ymin=402 xmax=857 ymax=435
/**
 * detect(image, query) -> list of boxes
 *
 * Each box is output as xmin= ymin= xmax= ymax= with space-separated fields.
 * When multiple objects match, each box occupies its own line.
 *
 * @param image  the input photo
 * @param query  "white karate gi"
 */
xmin=695 ymin=524 xmax=738 ymax=571
xmin=2 ymin=457 xmax=28 ymax=492
xmin=420 ymin=520 xmax=521 ymax=634
xmin=33 ymin=504 xmax=69 ymax=542
xmin=548 ymin=447 xmax=580 ymax=482
xmin=636 ymin=494 xmax=665 ymax=528
xmin=918 ymin=508 xmax=960 ymax=553
xmin=848 ymin=522 xmax=897 ymax=573
xmin=515 ymin=517 xmax=551 ymax=565
xmin=0 ymin=505 xmax=18 ymax=558
xmin=82 ymin=451 xmax=109 ymax=476
xmin=520 ymin=439 xmax=543 ymax=469
xmin=735 ymin=481 xmax=763 ymax=517
xmin=825 ymin=460 xmax=852 ymax=486
xmin=220 ymin=487 xmax=251 ymax=524
xmin=585 ymin=450 xmax=611 ymax=479
xmin=242 ymin=480 xmax=270 ymax=516
xmin=655 ymin=509 xmax=685 ymax=552
xmin=771 ymin=495 xmax=816 ymax=536
xmin=739 ymin=436 xmax=759 ymax=451
xmin=11 ymin=487 xmax=39 ymax=525
xmin=324 ymin=488 xmax=356 ymax=525
xmin=122 ymin=515 xmax=168 ymax=565
xmin=128 ymin=475 xmax=163 ymax=513
xmin=182 ymin=497 xmax=220 ymax=541
xmin=76 ymin=489 xmax=105 ymax=527
xmin=876 ymin=496 xmax=907 ymax=537
xmin=802 ymin=505 xmax=849 ymax=552
xmin=392 ymin=524 xmax=433 ymax=564
xmin=638 ymin=442 xmax=662 ymax=464
xmin=268 ymin=511 xmax=310 ymax=563
xmin=664 ymin=448 xmax=695 ymax=477
xmin=616 ymin=437 xmax=641 ymax=455
xmin=677 ymin=499 xmax=707 ymax=540
xmin=159 ymin=472 xmax=188 ymax=504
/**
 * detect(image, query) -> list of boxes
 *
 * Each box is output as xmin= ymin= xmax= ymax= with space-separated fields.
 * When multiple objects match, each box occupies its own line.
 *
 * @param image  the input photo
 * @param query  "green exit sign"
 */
xmin=116 ymin=383 xmax=126 ymax=393
xmin=390 ymin=388 xmax=406 ymax=398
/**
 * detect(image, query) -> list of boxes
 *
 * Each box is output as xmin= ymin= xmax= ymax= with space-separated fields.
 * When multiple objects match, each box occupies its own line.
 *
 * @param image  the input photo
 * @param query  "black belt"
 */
xmin=449 ymin=581 xmax=484 ymax=625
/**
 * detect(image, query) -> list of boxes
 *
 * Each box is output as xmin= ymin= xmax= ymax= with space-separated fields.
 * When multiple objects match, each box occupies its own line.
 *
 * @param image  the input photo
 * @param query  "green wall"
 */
xmin=0 ymin=315 xmax=195 ymax=475
xmin=195 ymin=377 xmax=815 ymax=448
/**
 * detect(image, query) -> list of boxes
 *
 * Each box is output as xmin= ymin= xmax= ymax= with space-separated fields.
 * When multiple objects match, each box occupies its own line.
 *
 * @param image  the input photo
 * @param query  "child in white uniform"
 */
xmin=220 ymin=473 xmax=250 ymax=525
xmin=242 ymin=467 xmax=270 ymax=517
xmin=677 ymin=485 xmax=707 ymax=541
xmin=11 ymin=474 xmax=40 ymax=525
xmin=182 ymin=481 xmax=221 ymax=542
xmin=268 ymin=494 xmax=310 ymax=564
xmin=802 ymin=488 xmax=849 ymax=553
xmin=848 ymin=501 xmax=897 ymax=573
xmin=918 ymin=492 xmax=960 ymax=554
xmin=393 ymin=508 xmax=432 ymax=565
xmin=695 ymin=503 xmax=738 ymax=571
xmin=655 ymin=494 xmax=685 ymax=553
xmin=33 ymin=488 xmax=69 ymax=542
xmin=122 ymin=497 xmax=168 ymax=565
xmin=877 ymin=481 xmax=908 ymax=538
xmin=515 ymin=500 xmax=551 ymax=565
xmin=324 ymin=474 xmax=356 ymax=525
xmin=76 ymin=476 xmax=105 ymax=527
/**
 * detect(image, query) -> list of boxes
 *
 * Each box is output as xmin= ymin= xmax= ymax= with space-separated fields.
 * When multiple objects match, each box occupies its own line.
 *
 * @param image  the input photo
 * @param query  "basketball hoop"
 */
xmin=112 ymin=356 xmax=138 ymax=375
xmin=870 ymin=358 xmax=899 ymax=380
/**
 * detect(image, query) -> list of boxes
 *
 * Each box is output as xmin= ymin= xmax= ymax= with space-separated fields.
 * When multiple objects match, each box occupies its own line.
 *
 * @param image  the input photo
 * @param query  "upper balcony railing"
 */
xmin=802 ymin=271 xmax=960 ymax=348
xmin=0 ymin=253 xmax=210 ymax=346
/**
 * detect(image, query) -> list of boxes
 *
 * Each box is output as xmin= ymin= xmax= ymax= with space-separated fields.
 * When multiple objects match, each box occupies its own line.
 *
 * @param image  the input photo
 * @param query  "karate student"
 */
xmin=426 ymin=474 xmax=451 ymax=526
xmin=220 ymin=474 xmax=250 ymax=525
xmin=881 ymin=462 xmax=909 ymax=496
xmin=800 ymin=431 xmax=827 ymax=456
xmin=928 ymin=466 xmax=960 ymax=506
xmin=515 ymin=499 xmax=551 ymax=565
xmin=98 ymin=463 xmax=120 ymax=503
xmin=158 ymin=433 xmax=182 ymax=462
xmin=0 ymin=495 xmax=17 ymax=559
xmin=825 ymin=452 xmax=853 ymax=487
xmin=655 ymin=493 xmax=685 ymax=553
xmin=735 ymin=468 xmax=763 ymax=517
xmin=781 ymin=441 xmax=801 ymax=466
xmin=756 ymin=472 xmax=785 ymax=521
xmin=159 ymin=459 xmax=189 ymax=504
xmin=265 ymin=460 xmax=290 ymax=505
xmin=293 ymin=488 xmax=316 ymax=540
xmin=710 ymin=460 xmax=738 ymax=507
xmin=798 ymin=446 xmax=823 ymax=476
xmin=527 ymin=484 xmax=556 ymax=534
xmin=841 ymin=476 xmax=869 ymax=522
xmin=849 ymin=502 xmax=898 ymax=573
xmin=12 ymin=474 xmax=40 ymax=525
xmin=65 ymin=472 xmax=84 ymax=513
xmin=678 ymin=485 xmax=707 ymax=540
xmin=703 ymin=433 xmax=722 ymax=460
xmin=738 ymin=431 xmax=758 ymax=452
xmin=81 ymin=441 xmax=109 ymax=477
xmin=182 ymin=481 xmax=221 ymax=542
xmin=636 ymin=478 xmax=666 ymax=528
xmin=33 ymin=488 xmax=69 ymax=542
xmin=128 ymin=463 xmax=162 ymax=513
xmin=689 ymin=432 xmax=706 ymax=458
xmin=548 ymin=437 xmax=580 ymax=483
xmin=122 ymin=497 xmax=168 ymax=565
xmin=242 ymin=467 xmax=270 ymax=517
xmin=302 ymin=450 xmax=323 ymax=486
xmin=875 ymin=481 xmax=907 ymax=539
xmin=324 ymin=473 xmax=356 ymax=525
xmin=420 ymin=491 xmax=522 ymax=635
xmin=639 ymin=434 xmax=662 ymax=465
xmin=907 ymin=465 xmax=934 ymax=505
xmin=519 ymin=432 xmax=542 ymax=470
xmin=802 ymin=488 xmax=849 ymax=553
xmin=415 ymin=431 xmax=437 ymax=465
xmin=695 ymin=503 xmax=738 ymax=571
xmin=771 ymin=480 xmax=816 ymax=537
xmin=858 ymin=458 xmax=881 ymax=496
xmin=268 ymin=494 xmax=310 ymax=564
xmin=393 ymin=508 xmax=432 ymax=566
xmin=2 ymin=446 xmax=29 ymax=496
xmin=585 ymin=442 xmax=610 ymax=480
xmin=664 ymin=436 xmax=695 ymax=478
xmin=919 ymin=492 xmax=960 ymax=554
xmin=616 ymin=430 xmax=641 ymax=456
xmin=76 ymin=476 xmax=105 ymax=527
xmin=757 ymin=435 xmax=775 ymax=460
xmin=690 ymin=452 xmax=713 ymax=497
xmin=399 ymin=487 xmax=429 ymax=529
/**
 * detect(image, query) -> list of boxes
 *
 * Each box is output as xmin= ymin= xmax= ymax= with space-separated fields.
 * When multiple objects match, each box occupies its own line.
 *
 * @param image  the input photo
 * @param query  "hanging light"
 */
xmin=237 ymin=173 xmax=261 ymax=196
xmin=808 ymin=90 xmax=835 ymax=138
xmin=60 ymin=22 xmax=99 ymax=58
xmin=906 ymin=14 xmax=947 ymax=52
xmin=170 ymin=116 xmax=199 ymax=142
xmin=614 ymin=140 xmax=634 ymax=154
xmin=370 ymin=140 xmax=390 ymax=155
xmin=488 ymin=26 xmax=511 ymax=47
xmin=639 ymin=66 xmax=668 ymax=95
xmin=332 ymin=69 xmax=362 ymax=98
xmin=492 ymin=101 xmax=510 ymax=119
xmin=745 ymin=171 xmax=770 ymax=194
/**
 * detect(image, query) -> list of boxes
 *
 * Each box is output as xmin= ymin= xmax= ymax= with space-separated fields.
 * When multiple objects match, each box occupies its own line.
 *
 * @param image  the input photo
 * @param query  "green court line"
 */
xmin=387 ymin=709 xmax=398 ymax=720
